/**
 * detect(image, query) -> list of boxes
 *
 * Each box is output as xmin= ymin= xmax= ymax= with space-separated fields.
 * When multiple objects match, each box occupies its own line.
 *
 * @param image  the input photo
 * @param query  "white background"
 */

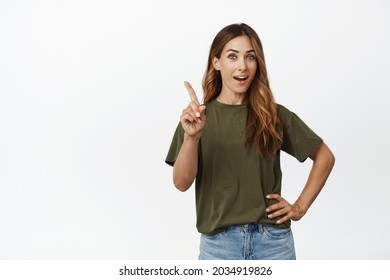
xmin=0 ymin=0 xmax=389 ymax=260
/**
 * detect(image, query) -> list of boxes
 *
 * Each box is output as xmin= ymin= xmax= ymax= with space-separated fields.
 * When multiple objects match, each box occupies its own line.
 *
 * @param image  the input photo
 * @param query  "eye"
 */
xmin=228 ymin=53 xmax=237 ymax=60
xmin=247 ymin=54 xmax=256 ymax=61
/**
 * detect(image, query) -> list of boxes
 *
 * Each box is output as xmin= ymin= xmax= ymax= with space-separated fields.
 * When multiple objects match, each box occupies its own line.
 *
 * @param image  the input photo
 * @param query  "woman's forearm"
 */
xmin=294 ymin=142 xmax=336 ymax=215
xmin=173 ymin=134 xmax=200 ymax=192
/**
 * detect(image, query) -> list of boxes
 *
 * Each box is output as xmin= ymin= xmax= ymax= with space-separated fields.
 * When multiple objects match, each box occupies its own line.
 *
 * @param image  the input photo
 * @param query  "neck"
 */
xmin=216 ymin=92 xmax=246 ymax=105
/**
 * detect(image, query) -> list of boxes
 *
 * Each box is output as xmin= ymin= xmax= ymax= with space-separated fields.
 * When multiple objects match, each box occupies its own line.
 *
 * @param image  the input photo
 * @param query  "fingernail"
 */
xmin=266 ymin=208 xmax=270 ymax=212
xmin=266 ymin=195 xmax=270 ymax=199
xmin=276 ymin=220 xmax=281 ymax=224
xmin=195 ymin=112 xmax=200 ymax=118
xmin=198 ymin=119 xmax=202 ymax=124
xmin=268 ymin=214 xmax=272 ymax=218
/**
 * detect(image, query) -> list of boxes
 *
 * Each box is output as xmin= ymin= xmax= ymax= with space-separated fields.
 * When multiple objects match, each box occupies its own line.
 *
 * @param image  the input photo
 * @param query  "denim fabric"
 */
xmin=199 ymin=224 xmax=296 ymax=260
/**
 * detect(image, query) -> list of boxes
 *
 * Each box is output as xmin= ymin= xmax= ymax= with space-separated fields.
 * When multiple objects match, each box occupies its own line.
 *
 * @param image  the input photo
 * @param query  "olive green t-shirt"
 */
xmin=165 ymin=99 xmax=323 ymax=234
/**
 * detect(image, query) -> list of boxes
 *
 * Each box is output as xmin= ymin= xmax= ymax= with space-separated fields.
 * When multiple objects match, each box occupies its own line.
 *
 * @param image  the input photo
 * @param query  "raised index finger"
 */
xmin=184 ymin=81 xmax=200 ymax=105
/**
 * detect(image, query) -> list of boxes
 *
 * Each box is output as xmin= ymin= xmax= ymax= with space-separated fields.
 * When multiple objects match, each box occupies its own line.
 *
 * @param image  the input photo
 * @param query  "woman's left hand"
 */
xmin=265 ymin=194 xmax=305 ymax=224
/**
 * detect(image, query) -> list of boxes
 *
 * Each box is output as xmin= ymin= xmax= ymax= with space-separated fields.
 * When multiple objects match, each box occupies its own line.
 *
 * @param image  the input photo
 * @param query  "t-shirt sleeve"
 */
xmin=279 ymin=105 xmax=323 ymax=162
xmin=165 ymin=122 xmax=185 ymax=166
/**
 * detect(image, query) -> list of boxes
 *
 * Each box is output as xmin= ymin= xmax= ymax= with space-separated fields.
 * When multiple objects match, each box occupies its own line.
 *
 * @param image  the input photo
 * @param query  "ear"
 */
xmin=212 ymin=57 xmax=220 ymax=71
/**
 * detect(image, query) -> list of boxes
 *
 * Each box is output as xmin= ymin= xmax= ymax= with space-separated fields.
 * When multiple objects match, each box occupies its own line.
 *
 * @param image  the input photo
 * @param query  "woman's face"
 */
xmin=213 ymin=35 xmax=257 ymax=96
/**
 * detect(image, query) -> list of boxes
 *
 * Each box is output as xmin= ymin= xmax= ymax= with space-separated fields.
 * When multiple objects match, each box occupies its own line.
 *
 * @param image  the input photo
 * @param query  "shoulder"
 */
xmin=276 ymin=103 xmax=294 ymax=125
xmin=276 ymin=103 xmax=290 ymax=114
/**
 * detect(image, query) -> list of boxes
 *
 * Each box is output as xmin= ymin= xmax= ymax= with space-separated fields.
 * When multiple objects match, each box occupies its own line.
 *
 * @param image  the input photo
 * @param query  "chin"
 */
xmin=234 ymin=86 xmax=250 ymax=94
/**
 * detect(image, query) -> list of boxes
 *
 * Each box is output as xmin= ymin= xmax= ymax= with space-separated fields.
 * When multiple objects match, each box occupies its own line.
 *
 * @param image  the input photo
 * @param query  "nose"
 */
xmin=238 ymin=57 xmax=247 ymax=71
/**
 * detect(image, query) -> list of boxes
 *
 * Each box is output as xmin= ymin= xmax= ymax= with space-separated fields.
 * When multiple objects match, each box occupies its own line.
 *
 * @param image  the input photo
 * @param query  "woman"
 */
xmin=165 ymin=23 xmax=335 ymax=260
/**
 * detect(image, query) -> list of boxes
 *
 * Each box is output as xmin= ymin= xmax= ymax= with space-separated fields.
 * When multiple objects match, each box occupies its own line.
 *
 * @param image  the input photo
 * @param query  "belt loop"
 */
xmin=258 ymin=224 xmax=264 ymax=233
xmin=241 ymin=224 xmax=249 ymax=233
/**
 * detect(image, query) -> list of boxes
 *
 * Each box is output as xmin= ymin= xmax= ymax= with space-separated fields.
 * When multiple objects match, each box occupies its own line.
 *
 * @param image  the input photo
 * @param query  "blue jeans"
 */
xmin=199 ymin=224 xmax=296 ymax=260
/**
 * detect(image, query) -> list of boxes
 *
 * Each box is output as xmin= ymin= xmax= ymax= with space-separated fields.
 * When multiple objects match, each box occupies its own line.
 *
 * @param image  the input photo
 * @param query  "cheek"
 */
xmin=220 ymin=60 xmax=236 ymax=70
xmin=219 ymin=71 xmax=230 ymax=82
xmin=248 ymin=68 xmax=258 ymax=83
xmin=250 ymin=65 xmax=258 ymax=79
xmin=219 ymin=65 xmax=234 ymax=78
xmin=250 ymin=63 xmax=258 ymax=73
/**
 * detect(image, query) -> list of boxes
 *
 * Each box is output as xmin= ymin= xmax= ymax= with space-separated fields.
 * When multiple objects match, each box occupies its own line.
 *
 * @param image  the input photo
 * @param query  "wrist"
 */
xmin=184 ymin=132 xmax=201 ymax=142
xmin=293 ymin=199 xmax=309 ymax=217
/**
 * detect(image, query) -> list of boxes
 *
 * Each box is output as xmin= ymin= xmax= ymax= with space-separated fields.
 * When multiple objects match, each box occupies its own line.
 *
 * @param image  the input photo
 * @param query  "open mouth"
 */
xmin=234 ymin=75 xmax=248 ymax=81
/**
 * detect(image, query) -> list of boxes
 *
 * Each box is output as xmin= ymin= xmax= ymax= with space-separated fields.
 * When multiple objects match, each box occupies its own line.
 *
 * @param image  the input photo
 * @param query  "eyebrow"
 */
xmin=226 ymin=49 xmax=255 ymax=53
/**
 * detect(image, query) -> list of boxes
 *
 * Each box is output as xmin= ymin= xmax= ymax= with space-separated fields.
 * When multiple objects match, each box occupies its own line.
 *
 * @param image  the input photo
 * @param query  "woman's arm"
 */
xmin=266 ymin=142 xmax=336 ymax=223
xmin=173 ymin=82 xmax=206 ymax=192
xmin=173 ymin=135 xmax=200 ymax=192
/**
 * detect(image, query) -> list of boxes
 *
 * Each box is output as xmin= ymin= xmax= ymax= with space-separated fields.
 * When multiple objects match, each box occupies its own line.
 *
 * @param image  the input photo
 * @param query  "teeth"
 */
xmin=234 ymin=75 xmax=248 ymax=81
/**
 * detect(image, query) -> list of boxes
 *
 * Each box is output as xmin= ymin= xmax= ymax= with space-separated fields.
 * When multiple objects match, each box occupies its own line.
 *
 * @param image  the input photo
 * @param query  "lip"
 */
xmin=234 ymin=79 xmax=247 ymax=85
xmin=234 ymin=75 xmax=248 ymax=79
xmin=233 ymin=75 xmax=249 ymax=85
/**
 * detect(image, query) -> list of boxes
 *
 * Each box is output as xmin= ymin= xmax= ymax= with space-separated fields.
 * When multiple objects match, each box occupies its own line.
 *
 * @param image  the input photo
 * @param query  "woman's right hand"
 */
xmin=180 ymin=81 xmax=206 ymax=139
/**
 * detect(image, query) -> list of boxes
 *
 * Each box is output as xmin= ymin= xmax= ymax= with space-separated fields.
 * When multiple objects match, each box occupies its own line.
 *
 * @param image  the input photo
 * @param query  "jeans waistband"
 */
xmin=230 ymin=223 xmax=262 ymax=233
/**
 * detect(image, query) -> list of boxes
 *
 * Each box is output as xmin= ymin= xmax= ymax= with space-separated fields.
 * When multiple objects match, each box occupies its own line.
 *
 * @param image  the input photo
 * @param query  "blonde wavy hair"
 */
xmin=202 ymin=23 xmax=283 ymax=158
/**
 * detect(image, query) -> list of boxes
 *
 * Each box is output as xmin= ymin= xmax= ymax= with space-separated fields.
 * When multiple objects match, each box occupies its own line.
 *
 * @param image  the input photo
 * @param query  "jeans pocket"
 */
xmin=263 ymin=225 xmax=292 ymax=240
